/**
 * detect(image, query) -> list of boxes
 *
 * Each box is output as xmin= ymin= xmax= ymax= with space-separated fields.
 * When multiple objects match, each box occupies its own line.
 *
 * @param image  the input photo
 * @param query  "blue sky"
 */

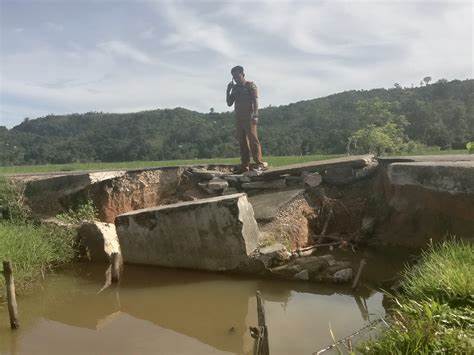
xmin=0 ymin=0 xmax=472 ymax=128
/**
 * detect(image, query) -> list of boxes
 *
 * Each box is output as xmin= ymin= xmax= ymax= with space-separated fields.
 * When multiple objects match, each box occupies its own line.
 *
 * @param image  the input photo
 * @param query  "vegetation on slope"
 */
xmin=361 ymin=240 xmax=474 ymax=354
xmin=0 ymin=177 xmax=76 ymax=296
xmin=1 ymin=79 xmax=472 ymax=165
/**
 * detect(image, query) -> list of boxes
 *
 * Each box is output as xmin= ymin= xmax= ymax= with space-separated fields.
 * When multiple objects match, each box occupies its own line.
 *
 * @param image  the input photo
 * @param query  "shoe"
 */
xmin=256 ymin=162 xmax=269 ymax=171
xmin=234 ymin=166 xmax=250 ymax=174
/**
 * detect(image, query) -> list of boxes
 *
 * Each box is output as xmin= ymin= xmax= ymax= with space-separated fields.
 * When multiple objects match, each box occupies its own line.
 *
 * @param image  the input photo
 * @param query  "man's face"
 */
xmin=232 ymin=71 xmax=245 ymax=84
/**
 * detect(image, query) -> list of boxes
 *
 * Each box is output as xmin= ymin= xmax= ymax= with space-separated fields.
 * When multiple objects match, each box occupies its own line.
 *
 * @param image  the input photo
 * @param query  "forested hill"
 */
xmin=1 ymin=79 xmax=473 ymax=165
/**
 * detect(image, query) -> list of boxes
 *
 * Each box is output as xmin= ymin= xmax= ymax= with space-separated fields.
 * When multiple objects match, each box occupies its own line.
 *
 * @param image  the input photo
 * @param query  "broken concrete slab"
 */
xmin=378 ymin=154 xmax=474 ymax=166
xmin=388 ymin=161 xmax=474 ymax=195
xmin=257 ymin=155 xmax=375 ymax=180
xmin=241 ymin=179 xmax=287 ymax=191
xmin=115 ymin=193 xmax=259 ymax=271
xmin=78 ymin=221 xmax=121 ymax=262
xmin=248 ymin=189 xmax=304 ymax=221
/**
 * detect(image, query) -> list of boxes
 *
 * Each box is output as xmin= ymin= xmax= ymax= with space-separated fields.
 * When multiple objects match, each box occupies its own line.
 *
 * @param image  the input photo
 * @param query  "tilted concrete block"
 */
xmin=115 ymin=193 xmax=259 ymax=271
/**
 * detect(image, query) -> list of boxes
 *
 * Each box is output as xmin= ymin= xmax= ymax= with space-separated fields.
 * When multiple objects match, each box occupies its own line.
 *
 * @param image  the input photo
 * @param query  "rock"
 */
xmin=361 ymin=216 xmax=375 ymax=234
xmin=207 ymin=178 xmax=229 ymax=192
xmin=189 ymin=168 xmax=225 ymax=180
xmin=297 ymin=249 xmax=314 ymax=257
xmin=244 ymin=169 xmax=264 ymax=178
xmin=78 ymin=221 xmax=121 ymax=262
xmin=303 ymin=172 xmax=322 ymax=188
xmin=115 ymin=193 xmax=259 ymax=271
xmin=270 ymin=263 xmax=302 ymax=277
xmin=241 ymin=179 xmax=286 ymax=190
xmin=258 ymin=243 xmax=291 ymax=267
xmin=294 ymin=269 xmax=309 ymax=281
xmin=294 ymin=256 xmax=328 ymax=274
xmin=332 ymin=268 xmax=353 ymax=283
xmin=318 ymin=254 xmax=337 ymax=266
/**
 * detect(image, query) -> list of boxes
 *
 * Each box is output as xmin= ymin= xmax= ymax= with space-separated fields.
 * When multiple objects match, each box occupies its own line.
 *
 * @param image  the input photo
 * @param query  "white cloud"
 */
xmin=97 ymin=40 xmax=155 ymax=64
xmin=157 ymin=1 xmax=237 ymax=57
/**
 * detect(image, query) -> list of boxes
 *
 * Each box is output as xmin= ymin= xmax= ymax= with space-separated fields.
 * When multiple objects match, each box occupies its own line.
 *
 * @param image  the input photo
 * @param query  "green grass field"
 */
xmin=0 ymin=149 xmax=469 ymax=175
xmin=0 ymin=154 xmax=342 ymax=174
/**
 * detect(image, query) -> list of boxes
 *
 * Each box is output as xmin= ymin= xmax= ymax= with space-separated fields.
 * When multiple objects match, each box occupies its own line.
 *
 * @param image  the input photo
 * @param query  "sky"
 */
xmin=0 ymin=0 xmax=472 ymax=128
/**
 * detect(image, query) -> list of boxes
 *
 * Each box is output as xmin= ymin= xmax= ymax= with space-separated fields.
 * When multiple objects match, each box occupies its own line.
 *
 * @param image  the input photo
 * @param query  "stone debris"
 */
xmin=268 ymin=254 xmax=353 ymax=284
xmin=207 ymin=177 xmax=229 ymax=192
xmin=257 ymin=243 xmax=292 ymax=267
xmin=332 ymin=268 xmax=353 ymax=283
xmin=188 ymin=168 xmax=226 ymax=180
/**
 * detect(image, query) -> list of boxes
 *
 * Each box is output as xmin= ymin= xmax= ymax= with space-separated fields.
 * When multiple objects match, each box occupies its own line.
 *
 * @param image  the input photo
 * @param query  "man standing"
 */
xmin=226 ymin=65 xmax=267 ymax=173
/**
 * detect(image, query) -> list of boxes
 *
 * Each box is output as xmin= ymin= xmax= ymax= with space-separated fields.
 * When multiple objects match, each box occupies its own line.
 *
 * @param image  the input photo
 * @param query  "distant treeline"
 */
xmin=1 ymin=79 xmax=473 ymax=165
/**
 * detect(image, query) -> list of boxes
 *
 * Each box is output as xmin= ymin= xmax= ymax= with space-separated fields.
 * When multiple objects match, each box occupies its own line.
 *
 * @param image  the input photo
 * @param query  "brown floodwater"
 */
xmin=0 ymin=251 xmax=410 ymax=355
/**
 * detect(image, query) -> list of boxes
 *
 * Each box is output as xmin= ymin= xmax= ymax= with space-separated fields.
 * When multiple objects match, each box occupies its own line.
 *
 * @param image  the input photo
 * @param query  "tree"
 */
xmin=423 ymin=76 xmax=432 ymax=86
xmin=394 ymin=83 xmax=402 ymax=89
xmin=347 ymin=122 xmax=408 ymax=156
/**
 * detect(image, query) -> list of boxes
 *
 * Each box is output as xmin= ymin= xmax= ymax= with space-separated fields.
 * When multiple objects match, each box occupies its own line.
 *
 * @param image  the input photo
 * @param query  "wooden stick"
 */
xmin=110 ymin=253 xmax=122 ymax=284
xmin=250 ymin=291 xmax=270 ymax=355
xmin=351 ymin=259 xmax=367 ymax=289
xmin=3 ymin=261 xmax=19 ymax=329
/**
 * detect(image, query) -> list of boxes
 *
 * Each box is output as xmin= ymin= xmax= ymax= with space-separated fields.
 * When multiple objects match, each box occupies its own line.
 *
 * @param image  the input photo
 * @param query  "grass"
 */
xmin=0 ymin=222 xmax=76 ymax=296
xmin=0 ymin=154 xmax=343 ymax=174
xmin=360 ymin=240 xmax=474 ymax=354
xmin=0 ymin=149 xmax=469 ymax=175
xmin=0 ymin=176 xmax=76 ymax=297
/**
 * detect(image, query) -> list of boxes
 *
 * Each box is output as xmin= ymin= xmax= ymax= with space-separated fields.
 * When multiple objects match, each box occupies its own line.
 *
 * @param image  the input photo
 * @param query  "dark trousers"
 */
xmin=236 ymin=117 xmax=263 ymax=167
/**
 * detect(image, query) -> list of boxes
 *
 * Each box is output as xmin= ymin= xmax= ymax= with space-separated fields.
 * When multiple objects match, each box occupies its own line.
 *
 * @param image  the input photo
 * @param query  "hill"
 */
xmin=1 ymin=79 xmax=473 ymax=165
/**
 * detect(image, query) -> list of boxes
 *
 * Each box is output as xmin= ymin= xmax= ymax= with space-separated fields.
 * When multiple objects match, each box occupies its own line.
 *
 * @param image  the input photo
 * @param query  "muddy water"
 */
xmin=0 ymin=261 xmax=394 ymax=355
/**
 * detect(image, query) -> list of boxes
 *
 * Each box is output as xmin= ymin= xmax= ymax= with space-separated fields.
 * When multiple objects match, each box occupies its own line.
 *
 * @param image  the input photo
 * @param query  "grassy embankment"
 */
xmin=0 ymin=177 xmax=77 ymax=297
xmin=0 ymin=148 xmax=468 ymax=175
xmin=361 ymin=240 xmax=474 ymax=354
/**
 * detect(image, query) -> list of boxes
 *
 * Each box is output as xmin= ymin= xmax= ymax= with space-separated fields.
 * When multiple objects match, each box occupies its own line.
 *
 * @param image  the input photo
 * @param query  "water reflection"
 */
xmin=1 ymin=264 xmax=387 ymax=355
